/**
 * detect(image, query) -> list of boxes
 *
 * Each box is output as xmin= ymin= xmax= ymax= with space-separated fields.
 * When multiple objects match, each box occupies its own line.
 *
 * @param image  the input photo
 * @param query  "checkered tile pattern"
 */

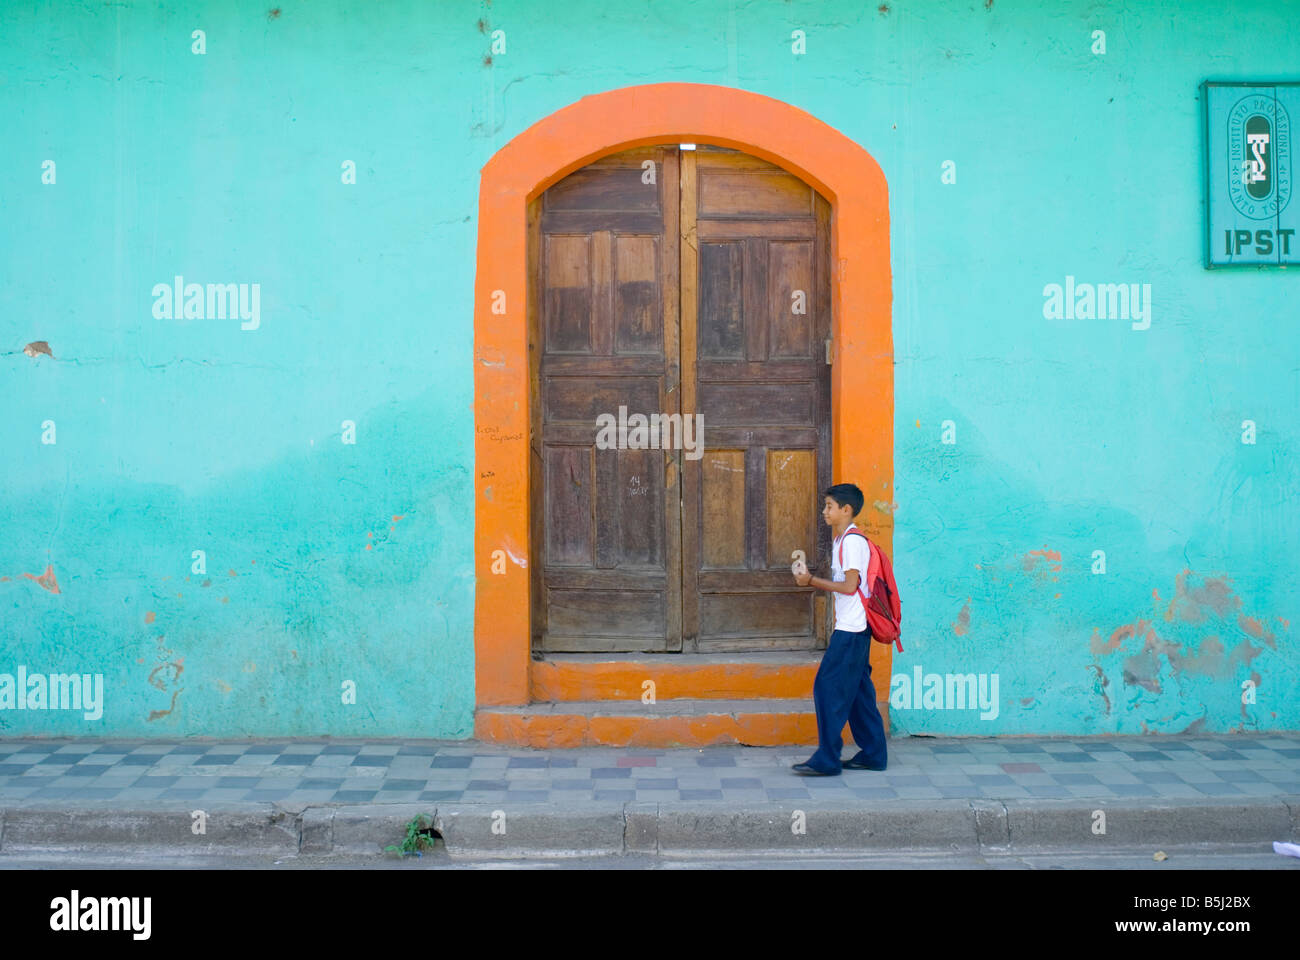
xmin=0 ymin=736 xmax=1296 ymax=806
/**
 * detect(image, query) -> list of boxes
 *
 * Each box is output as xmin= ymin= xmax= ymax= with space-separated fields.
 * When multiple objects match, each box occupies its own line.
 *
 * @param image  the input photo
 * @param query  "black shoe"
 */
xmin=842 ymin=757 xmax=887 ymax=771
xmin=792 ymin=762 xmax=840 ymax=776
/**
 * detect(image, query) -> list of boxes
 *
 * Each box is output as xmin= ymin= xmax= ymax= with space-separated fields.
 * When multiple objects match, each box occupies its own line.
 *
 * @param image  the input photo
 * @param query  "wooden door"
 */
xmin=681 ymin=146 xmax=832 ymax=653
xmin=530 ymin=145 xmax=683 ymax=652
xmin=531 ymin=144 xmax=831 ymax=653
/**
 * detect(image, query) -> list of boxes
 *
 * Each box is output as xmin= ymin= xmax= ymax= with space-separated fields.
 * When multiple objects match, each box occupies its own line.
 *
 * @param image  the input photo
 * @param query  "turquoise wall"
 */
xmin=1 ymin=0 xmax=1296 ymax=737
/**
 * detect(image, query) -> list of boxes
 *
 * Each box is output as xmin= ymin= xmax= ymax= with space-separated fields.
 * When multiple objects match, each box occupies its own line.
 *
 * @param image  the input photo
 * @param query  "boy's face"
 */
xmin=822 ymin=496 xmax=853 ymax=528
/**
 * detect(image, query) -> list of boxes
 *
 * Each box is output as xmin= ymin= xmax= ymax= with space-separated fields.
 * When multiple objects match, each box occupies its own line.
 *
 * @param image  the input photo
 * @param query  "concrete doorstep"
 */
xmin=2 ymin=796 xmax=1296 ymax=860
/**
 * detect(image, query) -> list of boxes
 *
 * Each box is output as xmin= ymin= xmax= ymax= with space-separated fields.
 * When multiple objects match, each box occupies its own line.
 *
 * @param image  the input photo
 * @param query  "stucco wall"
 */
xmin=1 ymin=0 xmax=1296 ymax=737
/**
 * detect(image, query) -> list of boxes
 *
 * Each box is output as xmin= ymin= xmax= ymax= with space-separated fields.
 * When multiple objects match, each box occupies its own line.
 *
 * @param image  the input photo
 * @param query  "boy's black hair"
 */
xmin=824 ymin=483 xmax=864 ymax=517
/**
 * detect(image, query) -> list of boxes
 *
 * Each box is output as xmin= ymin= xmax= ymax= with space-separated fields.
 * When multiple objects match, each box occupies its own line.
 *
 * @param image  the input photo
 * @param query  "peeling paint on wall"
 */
xmin=147 ymin=690 xmax=182 ymax=722
xmin=952 ymin=600 xmax=970 ymax=636
xmin=21 ymin=565 xmax=61 ymax=594
xmin=1086 ymin=570 xmax=1283 ymax=729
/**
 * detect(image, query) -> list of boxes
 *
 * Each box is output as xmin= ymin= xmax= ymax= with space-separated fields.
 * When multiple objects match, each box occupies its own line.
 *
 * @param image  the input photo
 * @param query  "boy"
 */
xmin=790 ymin=483 xmax=888 ymax=775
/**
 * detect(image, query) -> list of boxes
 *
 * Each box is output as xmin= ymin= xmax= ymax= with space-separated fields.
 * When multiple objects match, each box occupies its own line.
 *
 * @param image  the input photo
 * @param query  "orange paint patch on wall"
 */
xmin=148 ymin=659 xmax=184 ymax=691
xmin=952 ymin=600 xmax=971 ymax=636
xmin=1237 ymin=614 xmax=1277 ymax=649
xmin=1088 ymin=627 xmax=1103 ymax=654
xmin=1098 ymin=618 xmax=1153 ymax=654
xmin=22 ymin=564 xmax=61 ymax=594
xmin=1167 ymin=569 xmax=1240 ymax=624
xmin=147 ymin=690 xmax=182 ymax=722
xmin=1021 ymin=547 xmax=1062 ymax=573
xmin=144 ymin=611 xmax=156 ymax=624
xmin=473 ymin=82 xmax=893 ymax=707
xmin=1158 ymin=588 xmax=1176 ymax=621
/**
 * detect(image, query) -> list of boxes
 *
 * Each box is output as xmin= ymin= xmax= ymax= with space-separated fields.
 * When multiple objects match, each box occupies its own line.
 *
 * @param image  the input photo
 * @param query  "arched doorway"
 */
xmin=530 ymin=143 xmax=834 ymax=655
xmin=472 ymin=83 xmax=892 ymax=746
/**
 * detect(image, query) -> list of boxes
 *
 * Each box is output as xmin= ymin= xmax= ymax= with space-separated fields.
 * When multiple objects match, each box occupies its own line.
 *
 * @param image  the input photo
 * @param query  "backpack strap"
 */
xmin=836 ymin=530 xmax=871 ymax=578
xmin=837 ymin=529 xmax=873 ymax=619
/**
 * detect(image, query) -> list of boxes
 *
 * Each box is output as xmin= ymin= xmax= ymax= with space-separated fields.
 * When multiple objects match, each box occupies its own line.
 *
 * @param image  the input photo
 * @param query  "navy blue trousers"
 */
xmin=806 ymin=627 xmax=888 ymax=773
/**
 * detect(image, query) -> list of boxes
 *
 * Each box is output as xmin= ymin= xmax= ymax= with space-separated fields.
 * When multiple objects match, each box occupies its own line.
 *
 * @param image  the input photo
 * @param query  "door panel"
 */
xmin=701 ymin=449 xmax=747 ymax=568
xmin=531 ymin=146 xmax=682 ymax=653
xmin=681 ymin=145 xmax=832 ymax=653
xmin=766 ymin=448 xmax=818 ymax=567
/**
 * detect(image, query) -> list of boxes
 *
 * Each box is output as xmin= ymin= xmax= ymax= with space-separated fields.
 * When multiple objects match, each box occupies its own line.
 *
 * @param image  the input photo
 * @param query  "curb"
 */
xmin=2 ymin=797 xmax=1296 ymax=859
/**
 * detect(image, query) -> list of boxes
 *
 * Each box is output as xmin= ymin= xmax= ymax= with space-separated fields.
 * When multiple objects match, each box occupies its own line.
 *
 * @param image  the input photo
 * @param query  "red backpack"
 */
xmin=838 ymin=530 xmax=903 ymax=652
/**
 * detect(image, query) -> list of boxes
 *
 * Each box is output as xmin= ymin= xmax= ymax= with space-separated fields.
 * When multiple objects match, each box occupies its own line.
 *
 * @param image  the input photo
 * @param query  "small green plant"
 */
xmin=385 ymin=813 xmax=440 ymax=857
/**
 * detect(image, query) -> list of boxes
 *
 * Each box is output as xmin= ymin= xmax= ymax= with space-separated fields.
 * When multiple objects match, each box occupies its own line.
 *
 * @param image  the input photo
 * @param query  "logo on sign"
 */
xmin=1227 ymin=94 xmax=1291 ymax=219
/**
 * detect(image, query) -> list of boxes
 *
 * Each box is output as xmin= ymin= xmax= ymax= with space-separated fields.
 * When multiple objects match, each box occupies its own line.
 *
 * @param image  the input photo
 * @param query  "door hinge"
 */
xmin=825 ymin=338 xmax=833 ymax=365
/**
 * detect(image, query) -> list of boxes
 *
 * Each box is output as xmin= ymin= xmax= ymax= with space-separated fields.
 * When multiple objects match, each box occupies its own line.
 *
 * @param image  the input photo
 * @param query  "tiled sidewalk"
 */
xmin=1 ymin=735 xmax=1297 ymax=807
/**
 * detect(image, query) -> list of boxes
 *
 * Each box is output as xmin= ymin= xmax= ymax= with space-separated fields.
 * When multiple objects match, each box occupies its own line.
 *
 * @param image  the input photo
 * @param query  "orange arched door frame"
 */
xmin=473 ymin=82 xmax=893 ymax=708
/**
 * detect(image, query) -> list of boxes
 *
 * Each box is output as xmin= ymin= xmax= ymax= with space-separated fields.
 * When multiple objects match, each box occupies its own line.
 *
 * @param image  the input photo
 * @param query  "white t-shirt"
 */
xmin=830 ymin=524 xmax=871 ymax=633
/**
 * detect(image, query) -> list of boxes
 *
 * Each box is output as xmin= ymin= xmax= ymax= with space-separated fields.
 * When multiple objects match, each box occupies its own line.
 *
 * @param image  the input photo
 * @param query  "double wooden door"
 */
xmin=529 ymin=144 xmax=832 ymax=653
